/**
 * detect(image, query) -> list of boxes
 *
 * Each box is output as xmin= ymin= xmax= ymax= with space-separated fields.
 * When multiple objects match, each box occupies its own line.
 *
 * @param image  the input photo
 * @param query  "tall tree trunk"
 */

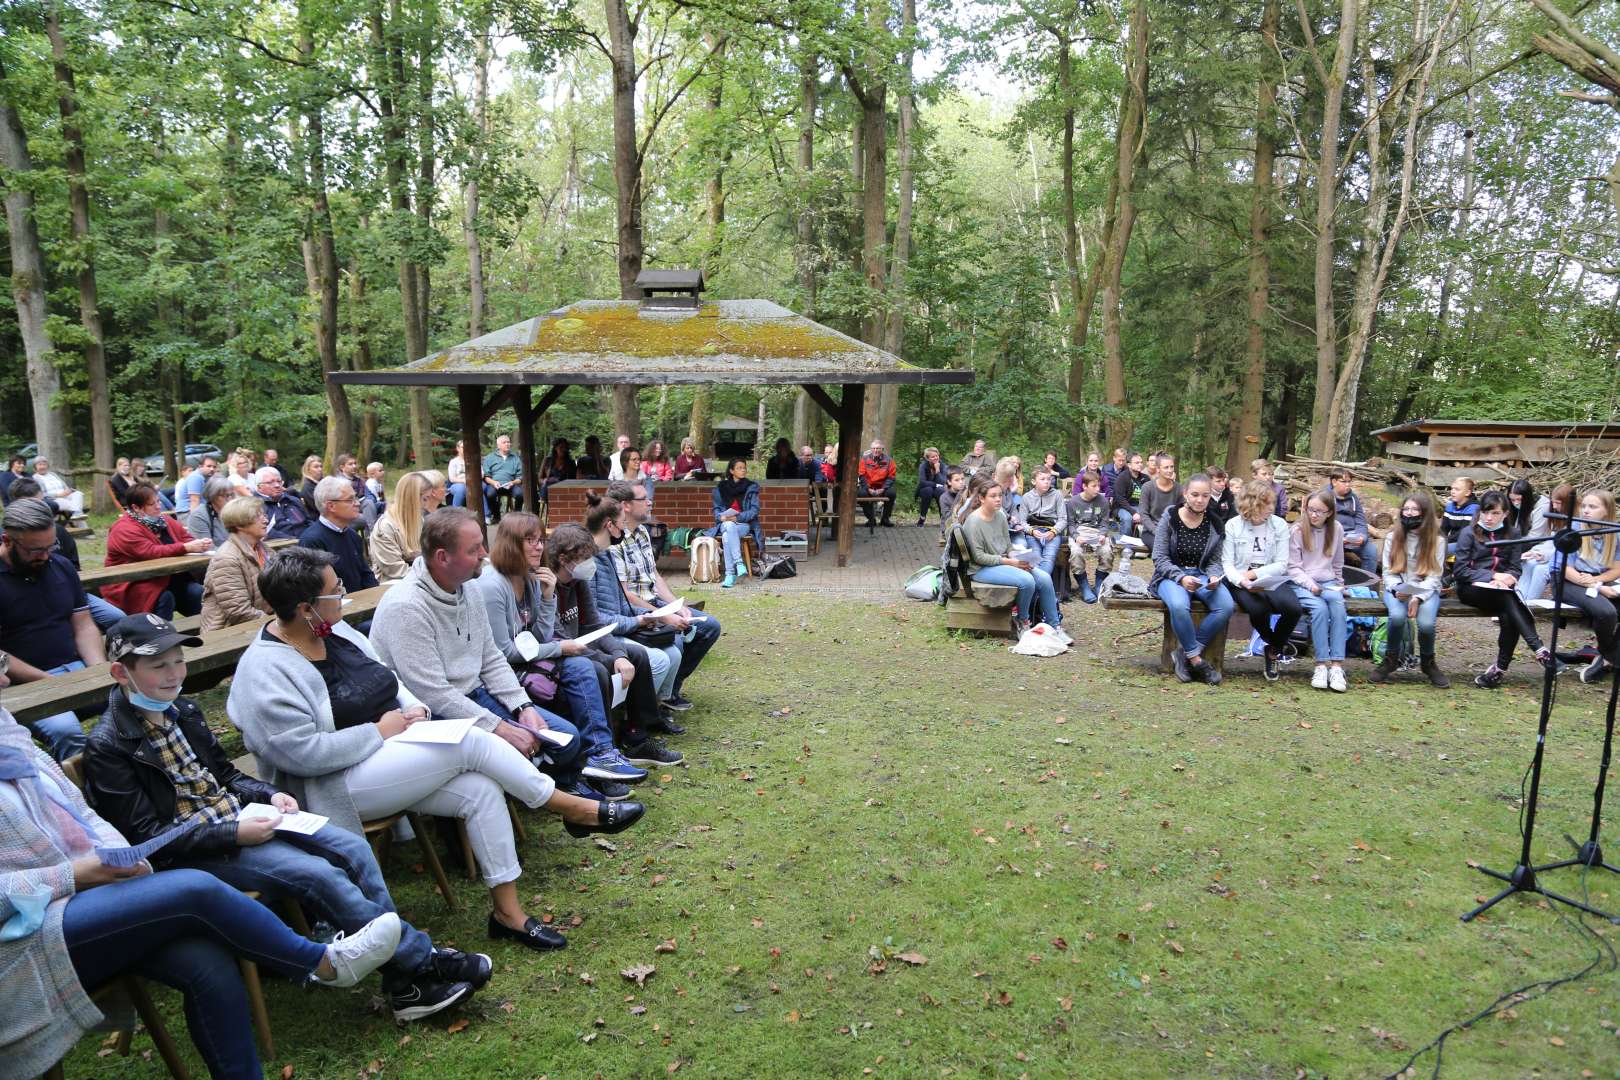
xmin=351 ymin=245 xmax=379 ymax=461
xmin=688 ymin=384 xmax=712 ymax=460
xmin=868 ymin=0 xmax=915 ymax=452
xmin=1303 ymin=0 xmax=1358 ymax=458
xmin=704 ymin=34 xmax=729 ymax=272
xmin=792 ymin=48 xmax=821 ymax=450
xmin=1227 ymin=0 xmax=1279 ymax=472
xmin=0 ymin=68 xmax=70 ymax=471
xmin=299 ymin=13 xmax=354 ymax=464
xmin=372 ymin=0 xmax=432 ymax=465
xmin=1100 ymin=0 xmax=1149 ymax=450
xmin=46 ymin=10 xmax=111 ymax=508
xmin=605 ymin=0 xmax=642 ymax=442
xmin=151 ymin=122 xmax=181 ymax=480
xmin=464 ymin=23 xmax=489 ymax=339
xmin=1058 ymin=28 xmax=1107 ymax=460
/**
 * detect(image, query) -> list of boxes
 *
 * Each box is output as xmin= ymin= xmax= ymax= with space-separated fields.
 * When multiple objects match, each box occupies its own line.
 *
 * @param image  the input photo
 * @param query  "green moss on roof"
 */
xmin=525 ymin=302 xmax=856 ymax=359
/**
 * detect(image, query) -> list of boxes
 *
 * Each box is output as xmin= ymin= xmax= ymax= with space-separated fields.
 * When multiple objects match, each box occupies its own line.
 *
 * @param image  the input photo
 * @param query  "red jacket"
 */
xmin=101 ymin=513 xmax=198 ymax=615
xmin=858 ymin=454 xmax=896 ymax=490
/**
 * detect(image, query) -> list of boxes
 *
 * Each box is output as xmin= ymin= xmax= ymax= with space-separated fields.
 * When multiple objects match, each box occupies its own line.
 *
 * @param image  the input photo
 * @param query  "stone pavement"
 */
xmin=662 ymin=520 xmax=944 ymax=599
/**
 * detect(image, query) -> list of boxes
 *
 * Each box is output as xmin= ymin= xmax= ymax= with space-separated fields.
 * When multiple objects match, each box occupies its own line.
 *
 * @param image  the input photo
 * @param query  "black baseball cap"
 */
xmin=105 ymin=613 xmax=203 ymax=663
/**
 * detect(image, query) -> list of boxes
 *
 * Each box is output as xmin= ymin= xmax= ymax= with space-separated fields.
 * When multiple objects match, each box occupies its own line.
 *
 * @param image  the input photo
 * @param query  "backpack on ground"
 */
xmin=689 ymin=535 xmax=720 ymax=583
xmin=760 ymin=553 xmax=798 ymax=579
xmin=904 ymin=565 xmax=944 ymax=601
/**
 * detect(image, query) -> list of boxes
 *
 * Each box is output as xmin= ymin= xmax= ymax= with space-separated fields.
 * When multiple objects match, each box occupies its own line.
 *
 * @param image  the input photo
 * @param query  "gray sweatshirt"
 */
xmin=1014 ymin=487 xmax=1067 ymax=535
xmin=369 ymin=558 xmax=529 ymax=728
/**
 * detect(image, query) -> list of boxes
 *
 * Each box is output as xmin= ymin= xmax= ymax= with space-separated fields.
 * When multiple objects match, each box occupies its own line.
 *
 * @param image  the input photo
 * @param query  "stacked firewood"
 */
xmin=1487 ymin=448 xmax=1620 ymax=493
xmin=1281 ymin=454 xmax=1419 ymax=496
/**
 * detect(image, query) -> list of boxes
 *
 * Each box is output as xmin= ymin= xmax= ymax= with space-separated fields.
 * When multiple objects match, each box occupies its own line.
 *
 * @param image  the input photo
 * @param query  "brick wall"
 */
xmin=546 ymin=479 xmax=810 ymax=538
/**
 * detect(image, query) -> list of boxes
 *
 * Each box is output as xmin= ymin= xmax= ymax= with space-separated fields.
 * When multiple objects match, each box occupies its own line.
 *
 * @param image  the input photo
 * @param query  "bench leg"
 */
xmin=1159 ymin=612 xmax=1176 ymax=674
xmin=238 ymin=959 xmax=275 ymax=1058
xmin=1205 ymin=624 xmax=1229 ymax=676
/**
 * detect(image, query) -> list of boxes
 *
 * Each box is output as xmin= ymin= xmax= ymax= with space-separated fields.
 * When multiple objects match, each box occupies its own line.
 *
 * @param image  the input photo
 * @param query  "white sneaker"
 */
xmin=317 ymin=912 xmax=401 ymax=988
xmin=1311 ymin=664 xmax=1329 ymax=690
xmin=1328 ymin=667 xmax=1348 ymax=693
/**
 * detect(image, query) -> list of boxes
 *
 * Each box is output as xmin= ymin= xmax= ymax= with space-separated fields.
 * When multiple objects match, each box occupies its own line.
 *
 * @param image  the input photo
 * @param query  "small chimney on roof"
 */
xmin=636 ymin=268 xmax=704 ymax=311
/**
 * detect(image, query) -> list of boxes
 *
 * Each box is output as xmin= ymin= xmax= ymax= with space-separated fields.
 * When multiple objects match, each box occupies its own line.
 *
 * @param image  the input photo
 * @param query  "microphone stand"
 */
xmin=1463 ymin=516 xmax=1620 ymax=923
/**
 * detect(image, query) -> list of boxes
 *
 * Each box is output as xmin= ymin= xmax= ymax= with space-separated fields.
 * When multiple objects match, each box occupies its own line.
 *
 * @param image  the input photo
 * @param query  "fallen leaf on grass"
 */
xmin=1059 ymin=996 xmax=1073 ymax=1012
xmin=447 ymin=1018 xmax=470 ymax=1034
xmin=655 ymin=939 xmax=678 ymax=953
xmin=895 ymin=951 xmax=928 ymax=966
xmin=630 ymin=1005 xmax=647 ymax=1016
xmin=1166 ymin=940 xmax=1185 ymax=956
xmin=622 ymin=964 xmax=656 ymax=987
xmin=1550 ymin=1037 xmax=1566 ymax=1047
xmin=594 ymin=838 xmax=618 ymax=852
xmin=1051 ymin=937 xmax=1068 ymax=950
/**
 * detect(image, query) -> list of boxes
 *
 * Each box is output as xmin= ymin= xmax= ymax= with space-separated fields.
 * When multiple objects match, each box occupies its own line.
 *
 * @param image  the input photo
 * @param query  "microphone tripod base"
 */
xmin=1462 ymin=859 xmax=1618 ymax=923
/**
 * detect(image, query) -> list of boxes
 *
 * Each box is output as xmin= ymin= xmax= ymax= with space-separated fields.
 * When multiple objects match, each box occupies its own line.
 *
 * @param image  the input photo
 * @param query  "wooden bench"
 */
xmin=7 ymin=583 xmax=393 ymax=726
xmin=79 ymin=538 xmax=294 ymax=593
xmin=1103 ymin=593 xmax=1592 ymax=676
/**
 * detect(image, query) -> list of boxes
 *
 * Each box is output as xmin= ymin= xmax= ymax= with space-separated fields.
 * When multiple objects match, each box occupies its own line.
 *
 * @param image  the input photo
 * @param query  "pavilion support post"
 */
xmin=515 ymin=387 xmax=538 ymax=519
xmin=834 ymin=384 xmax=865 ymax=568
xmin=458 ymin=386 xmax=488 ymax=537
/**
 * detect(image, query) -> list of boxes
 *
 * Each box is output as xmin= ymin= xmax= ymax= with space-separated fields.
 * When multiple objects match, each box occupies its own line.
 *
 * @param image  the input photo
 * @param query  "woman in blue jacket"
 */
xmin=707 ymin=458 xmax=761 ymax=588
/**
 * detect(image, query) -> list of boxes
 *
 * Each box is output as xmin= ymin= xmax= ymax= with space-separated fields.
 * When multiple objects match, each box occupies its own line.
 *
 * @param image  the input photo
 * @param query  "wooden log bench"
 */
xmin=7 ymin=583 xmax=393 ymax=727
xmin=78 ymin=537 xmax=295 ymax=594
xmin=1102 ymin=593 xmax=1593 ymax=676
xmin=944 ymin=583 xmax=1021 ymax=637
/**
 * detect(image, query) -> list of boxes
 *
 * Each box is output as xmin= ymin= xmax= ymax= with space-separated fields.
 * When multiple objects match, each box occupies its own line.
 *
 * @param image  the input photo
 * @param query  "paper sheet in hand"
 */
xmin=239 ymin=804 xmax=330 ymax=836
xmin=646 ymin=596 xmax=686 ymax=618
xmin=96 ymin=816 xmax=204 ymax=868
xmin=513 ymin=630 xmax=542 ymax=662
xmin=571 ymin=624 xmax=614 ymax=648
xmin=393 ymin=716 xmax=477 ymax=745
xmin=534 ymin=727 xmax=572 ymax=748
xmin=611 ymin=672 xmax=628 ymax=708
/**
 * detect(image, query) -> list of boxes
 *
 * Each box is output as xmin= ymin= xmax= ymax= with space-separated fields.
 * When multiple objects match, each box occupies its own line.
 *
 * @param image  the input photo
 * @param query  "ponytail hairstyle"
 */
xmin=584 ymin=491 xmax=624 ymax=535
xmin=960 ymin=472 xmax=996 ymax=520
xmin=1471 ymin=490 xmax=1512 ymax=542
xmin=1388 ymin=489 xmax=1442 ymax=578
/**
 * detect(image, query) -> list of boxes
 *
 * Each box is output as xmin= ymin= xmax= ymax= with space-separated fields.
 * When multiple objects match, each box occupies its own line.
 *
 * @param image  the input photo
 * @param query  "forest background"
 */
xmin=3 ymin=0 xmax=1620 ymax=514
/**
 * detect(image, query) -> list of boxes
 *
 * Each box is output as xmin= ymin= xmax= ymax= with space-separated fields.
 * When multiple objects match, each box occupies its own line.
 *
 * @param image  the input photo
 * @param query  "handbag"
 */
xmin=630 ymin=624 xmax=680 ymax=648
xmin=519 ymin=658 xmax=562 ymax=705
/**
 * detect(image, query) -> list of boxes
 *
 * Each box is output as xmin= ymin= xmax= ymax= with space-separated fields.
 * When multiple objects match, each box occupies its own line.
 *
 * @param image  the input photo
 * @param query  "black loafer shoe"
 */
xmin=487 ymin=914 xmax=566 ymax=951
xmin=652 ymin=713 xmax=687 ymax=736
xmin=564 ymin=799 xmax=646 ymax=838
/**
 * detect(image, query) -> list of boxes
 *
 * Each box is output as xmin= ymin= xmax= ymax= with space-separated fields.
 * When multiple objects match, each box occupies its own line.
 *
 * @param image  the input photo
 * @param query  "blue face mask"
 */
xmin=126 ymin=687 xmax=178 ymax=714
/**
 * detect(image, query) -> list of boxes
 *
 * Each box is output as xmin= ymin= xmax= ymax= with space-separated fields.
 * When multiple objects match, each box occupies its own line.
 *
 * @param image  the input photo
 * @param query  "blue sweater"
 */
xmin=590 ymin=550 xmax=643 ymax=635
xmin=297 ymin=519 xmax=379 ymax=592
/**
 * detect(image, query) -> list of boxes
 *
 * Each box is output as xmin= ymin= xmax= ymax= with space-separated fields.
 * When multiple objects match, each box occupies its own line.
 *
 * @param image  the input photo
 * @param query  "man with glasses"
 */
xmin=0 ymin=498 xmax=105 ymax=758
xmin=606 ymin=480 xmax=721 ymax=713
xmin=256 ymin=466 xmax=311 ymax=541
xmin=298 ymin=476 xmax=378 ymax=597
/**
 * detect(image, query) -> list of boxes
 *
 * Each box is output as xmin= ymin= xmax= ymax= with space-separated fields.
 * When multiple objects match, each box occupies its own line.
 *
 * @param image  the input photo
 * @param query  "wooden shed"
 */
xmin=329 ymin=295 xmax=972 ymax=566
xmin=1370 ymin=418 xmax=1620 ymax=487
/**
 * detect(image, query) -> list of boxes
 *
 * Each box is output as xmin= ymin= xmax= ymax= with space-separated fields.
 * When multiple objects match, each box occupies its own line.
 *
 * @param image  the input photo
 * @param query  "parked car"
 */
xmin=136 ymin=443 xmax=225 ymax=479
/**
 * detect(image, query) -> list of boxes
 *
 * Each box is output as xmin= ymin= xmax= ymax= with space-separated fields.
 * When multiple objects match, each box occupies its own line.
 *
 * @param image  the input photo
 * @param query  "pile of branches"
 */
xmin=1281 ymin=454 xmax=1418 ymax=495
xmin=1488 ymin=448 xmax=1620 ymax=494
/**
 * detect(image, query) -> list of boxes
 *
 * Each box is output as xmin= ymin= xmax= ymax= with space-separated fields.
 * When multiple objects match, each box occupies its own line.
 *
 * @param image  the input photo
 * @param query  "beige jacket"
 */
xmin=369 ymin=514 xmax=415 ymax=583
xmin=201 ymin=534 xmax=271 ymax=630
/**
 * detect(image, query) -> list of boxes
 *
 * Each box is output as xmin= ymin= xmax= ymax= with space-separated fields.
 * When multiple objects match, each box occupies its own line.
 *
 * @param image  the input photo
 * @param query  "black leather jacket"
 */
xmin=82 ymin=688 xmax=278 ymax=866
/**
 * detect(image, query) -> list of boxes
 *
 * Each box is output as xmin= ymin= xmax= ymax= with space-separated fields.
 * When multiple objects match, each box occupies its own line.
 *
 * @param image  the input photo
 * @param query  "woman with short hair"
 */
xmin=673 ymin=438 xmax=706 ymax=480
xmin=230 ymin=547 xmax=642 ymax=953
xmin=200 ymin=496 xmax=275 ymax=630
xmin=102 ymin=483 xmax=213 ymax=619
xmin=185 ymin=475 xmax=236 ymax=549
xmin=370 ymin=471 xmax=445 ymax=583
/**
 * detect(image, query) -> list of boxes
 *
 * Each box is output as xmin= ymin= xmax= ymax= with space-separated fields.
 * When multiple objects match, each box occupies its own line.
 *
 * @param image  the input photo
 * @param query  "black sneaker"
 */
xmin=595 ymin=778 xmax=633 ymax=801
xmin=1171 ymin=647 xmax=1192 ymax=684
xmin=390 ymin=978 xmax=473 ymax=1022
xmin=1262 ymin=647 xmax=1280 ymax=682
xmin=664 ymin=694 xmax=694 ymax=712
xmin=561 ymin=778 xmax=605 ymax=801
xmin=1474 ymin=665 xmax=1506 ymax=690
xmin=624 ymin=738 xmax=683 ymax=767
xmin=652 ymin=710 xmax=687 ymax=736
xmin=1582 ymin=656 xmax=1614 ymax=684
xmin=430 ymin=948 xmax=492 ymax=990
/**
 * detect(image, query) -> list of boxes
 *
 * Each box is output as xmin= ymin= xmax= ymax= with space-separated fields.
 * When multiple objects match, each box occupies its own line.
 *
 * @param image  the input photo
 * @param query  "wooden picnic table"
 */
xmin=5 ymin=582 xmax=392 ymax=726
xmin=79 ymin=537 xmax=295 ymax=592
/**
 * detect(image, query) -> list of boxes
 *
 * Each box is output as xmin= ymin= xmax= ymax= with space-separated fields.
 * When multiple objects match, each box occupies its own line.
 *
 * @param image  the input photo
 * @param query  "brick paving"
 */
xmin=663 ymin=519 xmax=944 ymax=598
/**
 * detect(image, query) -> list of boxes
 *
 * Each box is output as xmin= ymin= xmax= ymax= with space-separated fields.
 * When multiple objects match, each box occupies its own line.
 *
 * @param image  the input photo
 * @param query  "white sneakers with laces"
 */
xmin=1311 ymin=664 xmax=1329 ymax=690
xmin=316 ymin=912 xmax=402 ymax=988
xmin=1327 ymin=666 xmax=1348 ymax=693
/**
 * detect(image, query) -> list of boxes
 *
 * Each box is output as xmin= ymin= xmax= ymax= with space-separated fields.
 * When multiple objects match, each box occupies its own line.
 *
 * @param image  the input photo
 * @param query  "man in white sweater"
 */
xmin=369 ymin=508 xmax=586 ymax=785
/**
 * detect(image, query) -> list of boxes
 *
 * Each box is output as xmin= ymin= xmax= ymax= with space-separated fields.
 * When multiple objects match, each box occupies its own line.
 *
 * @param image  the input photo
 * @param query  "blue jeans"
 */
xmin=1027 ymin=532 xmax=1062 ymax=576
xmin=27 ymin=660 xmax=88 ymax=760
xmin=1154 ymin=575 xmax=1235 ymax=659
xmin=674 ymin=611 xmax=721 ymax=695
xmin=1345 ymin=537 xmax=1379 ymax=574
xmin=448 ymin=482 xmax=467 ymax=507
xmin=181 ymin=825 xmax=432 ymax=990
xmin=719 ymin=519 xmax=748 ymax=572
xmin=1294 ymin=584 xmax=1349 ymax=661
xmin=470 ymin=685 xmax=583 ymax=784
xmin=152 ymin=578 xmax=205 ymax=620
xmin=1383 ymin=589 xmax=1440 ymax=658
xmin=1115 ymin=508 xmax=1136 ymax=536
xmin=1516 ymin=545 xmax=1555 ymax=602
xmin=87 ymin=594 xmax=126 ymax=630
xmin=972 ymin=563 xmax=1060 ymax=626
xmin=64 ymin=867 xmax=328 ymax=1080
xmin=557 ymin=654 xmax=615 ymax=758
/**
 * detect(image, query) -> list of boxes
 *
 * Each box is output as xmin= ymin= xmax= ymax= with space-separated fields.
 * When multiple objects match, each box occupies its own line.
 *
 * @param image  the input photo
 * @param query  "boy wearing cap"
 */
xmin=80 ymin=614 xmax=488 ymax=1022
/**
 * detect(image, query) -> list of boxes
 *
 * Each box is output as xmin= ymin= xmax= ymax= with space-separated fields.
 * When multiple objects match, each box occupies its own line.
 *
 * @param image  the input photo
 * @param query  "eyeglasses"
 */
xmin=329 ymin=494 xmax=357 ymax=505
xmin=9 ymin=538 xmax=60 ymax=558
xmin=313 ymin=583 xmax=348 ymax=602
xmin=523 ymin=535 xmax=545 ymax=547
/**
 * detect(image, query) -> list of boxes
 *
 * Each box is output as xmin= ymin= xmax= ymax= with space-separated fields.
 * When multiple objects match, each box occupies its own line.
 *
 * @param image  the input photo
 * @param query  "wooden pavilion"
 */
xmin=329 ymin=293 xmax=972 ymax=566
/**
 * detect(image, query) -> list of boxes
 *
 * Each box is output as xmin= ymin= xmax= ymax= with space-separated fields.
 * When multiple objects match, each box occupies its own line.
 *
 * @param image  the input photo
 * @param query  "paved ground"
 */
xmin=662 ymin=519 xmax=944 ymax=598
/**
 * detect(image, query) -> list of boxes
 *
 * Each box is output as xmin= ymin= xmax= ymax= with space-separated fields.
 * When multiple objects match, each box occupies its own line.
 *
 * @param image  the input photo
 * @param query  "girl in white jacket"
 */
xmin=1222 ymin=479 xmax=1300 ymax=682
xmin=1370 ymin=490 xmax=1449 ymax=687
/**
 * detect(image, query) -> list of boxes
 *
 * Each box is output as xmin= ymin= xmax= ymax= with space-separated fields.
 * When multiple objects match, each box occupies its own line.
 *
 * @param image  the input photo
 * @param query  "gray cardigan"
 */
xmin=470 ymin=563 xmax=562 ymax=664
xmin=1149 ymin=506 xmax=1224 ymax=591
xmin=0 ymin=728 xmax=126 ymax=1078
xmin=369 ymin=558 xmax=530 ymax=729
xmin=226 ymin=619 xmax=421 ymax=836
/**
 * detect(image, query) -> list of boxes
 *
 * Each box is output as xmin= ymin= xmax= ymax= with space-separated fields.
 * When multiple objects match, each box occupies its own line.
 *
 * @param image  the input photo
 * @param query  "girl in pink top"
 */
xmin=1288 ymin=490 xmax=1348 ymax=692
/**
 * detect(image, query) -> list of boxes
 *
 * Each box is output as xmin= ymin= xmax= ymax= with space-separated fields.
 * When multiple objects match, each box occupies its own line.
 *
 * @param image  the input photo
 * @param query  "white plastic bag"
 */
xmin=1009 ymin=622 xmax=1070 ymax=656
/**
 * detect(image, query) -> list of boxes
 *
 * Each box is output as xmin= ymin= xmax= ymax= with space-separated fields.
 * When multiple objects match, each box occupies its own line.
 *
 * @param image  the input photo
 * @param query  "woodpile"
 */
xmin=1281 ymin=454 xmax=1418 ymax=497
xmin=1488 ymin=447 xmax=1620 ymax=494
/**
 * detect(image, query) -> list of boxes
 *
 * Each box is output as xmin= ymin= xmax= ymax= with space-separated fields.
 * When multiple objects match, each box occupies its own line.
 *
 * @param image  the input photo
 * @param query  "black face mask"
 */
xmin=1401 ymin=514 xmax=1423 ymax=531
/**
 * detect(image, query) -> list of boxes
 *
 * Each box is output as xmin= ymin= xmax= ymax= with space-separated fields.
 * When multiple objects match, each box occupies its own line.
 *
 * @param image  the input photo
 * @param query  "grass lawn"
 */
xmin=53 ymin=587 xmax=1620 ymax=1079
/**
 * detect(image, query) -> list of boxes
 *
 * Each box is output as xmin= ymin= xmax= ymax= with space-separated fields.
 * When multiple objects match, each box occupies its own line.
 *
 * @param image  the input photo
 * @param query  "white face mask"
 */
xmin=570 ymin=558 xmax=598 ymax=582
